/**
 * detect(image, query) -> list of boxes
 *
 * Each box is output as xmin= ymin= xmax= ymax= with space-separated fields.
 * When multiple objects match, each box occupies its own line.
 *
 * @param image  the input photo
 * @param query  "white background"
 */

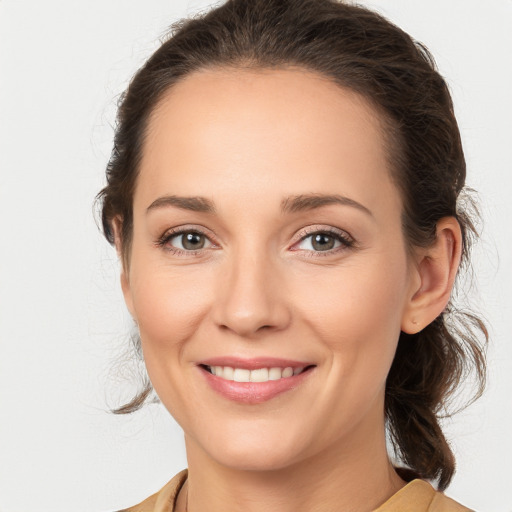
xmin=0 ymin=1 xmax=511 ymax=511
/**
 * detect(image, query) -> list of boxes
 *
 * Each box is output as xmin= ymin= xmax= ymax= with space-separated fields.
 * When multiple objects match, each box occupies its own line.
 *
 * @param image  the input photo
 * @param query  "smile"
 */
xmin=205 ymin=365 xmax=307 ymax=382
xmin=198 ymin=358 xmax=316 ymax=404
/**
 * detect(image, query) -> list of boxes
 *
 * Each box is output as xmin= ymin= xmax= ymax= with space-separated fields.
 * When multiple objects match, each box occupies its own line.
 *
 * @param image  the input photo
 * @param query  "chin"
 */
xmin=201 ymin=428 xmax=308 ymax=472
xmin=213 ymin=449 xmax=299 ymax=472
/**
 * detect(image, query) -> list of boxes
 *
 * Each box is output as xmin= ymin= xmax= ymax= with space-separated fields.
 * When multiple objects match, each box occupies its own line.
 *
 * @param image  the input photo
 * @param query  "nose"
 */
xmin=212 ymin=249 xmax=291 ymax=338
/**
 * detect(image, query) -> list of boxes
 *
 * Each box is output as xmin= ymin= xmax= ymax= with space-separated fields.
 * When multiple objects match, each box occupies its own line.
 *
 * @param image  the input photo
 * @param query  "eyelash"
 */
xmin=155 ymin=227 xmax=215 ymax=257
xmin=155 ymin=225 xmax=355 ymax=258
xmin=292 ymin=226 xmax=355 ymax=257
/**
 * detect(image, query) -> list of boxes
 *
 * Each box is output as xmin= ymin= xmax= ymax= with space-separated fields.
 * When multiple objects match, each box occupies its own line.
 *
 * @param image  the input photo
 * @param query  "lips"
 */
xmin=197 ymin=357 xmax=316 ymax=404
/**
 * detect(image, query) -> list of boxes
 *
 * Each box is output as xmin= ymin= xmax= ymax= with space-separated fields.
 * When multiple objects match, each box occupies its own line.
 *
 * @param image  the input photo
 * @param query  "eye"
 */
xmin=171 ymin=231 xmax=211 ymax=250
xmin=156 ymin=228 xmax=215 ymax=254
xmin=292 ymin=227 xmax=354 ymax=255
xmin=298 ymin=232 xmax=340 ymax=251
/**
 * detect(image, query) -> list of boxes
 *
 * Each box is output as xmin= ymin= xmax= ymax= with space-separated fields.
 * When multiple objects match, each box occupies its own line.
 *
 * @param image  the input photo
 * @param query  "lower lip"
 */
xmin=199 ymin=366 xmax=315 ymax=404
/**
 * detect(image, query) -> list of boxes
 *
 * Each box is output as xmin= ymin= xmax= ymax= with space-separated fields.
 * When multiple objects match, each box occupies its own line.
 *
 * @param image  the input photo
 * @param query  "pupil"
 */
xmin=182 ymin=232 xmax=204 ymax=250
xmin=312 ymin=233 xmax=334 ymax=251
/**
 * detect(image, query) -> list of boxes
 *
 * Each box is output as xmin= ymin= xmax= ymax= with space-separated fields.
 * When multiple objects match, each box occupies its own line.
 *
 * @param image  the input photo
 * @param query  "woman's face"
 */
xmin=122 ymin=68 xmax=419 ymax=471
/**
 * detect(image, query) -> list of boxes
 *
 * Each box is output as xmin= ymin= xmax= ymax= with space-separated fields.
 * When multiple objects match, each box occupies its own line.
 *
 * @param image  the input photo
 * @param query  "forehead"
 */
xmin=137 ymin=67 xmax=399 ymax=217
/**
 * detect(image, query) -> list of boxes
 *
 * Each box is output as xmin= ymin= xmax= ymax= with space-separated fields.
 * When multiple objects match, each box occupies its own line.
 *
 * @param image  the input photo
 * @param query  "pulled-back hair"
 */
xmin=97 ymin=0 xmax=487 ymax=490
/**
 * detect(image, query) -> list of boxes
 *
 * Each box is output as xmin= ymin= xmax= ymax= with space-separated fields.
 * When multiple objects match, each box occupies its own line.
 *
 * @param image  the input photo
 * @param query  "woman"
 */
xmin=97 ymin=0 xmax=487 ymax=510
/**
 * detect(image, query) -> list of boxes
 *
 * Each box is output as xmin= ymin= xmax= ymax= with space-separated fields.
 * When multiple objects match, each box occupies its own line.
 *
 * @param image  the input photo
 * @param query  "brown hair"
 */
xmin=97 ymin=0 xmax=487 ymax=490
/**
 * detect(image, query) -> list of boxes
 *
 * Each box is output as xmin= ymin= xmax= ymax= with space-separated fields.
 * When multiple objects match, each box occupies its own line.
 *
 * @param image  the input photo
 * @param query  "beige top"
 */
xmin=118 ymin=469 xmax=473 ymax=512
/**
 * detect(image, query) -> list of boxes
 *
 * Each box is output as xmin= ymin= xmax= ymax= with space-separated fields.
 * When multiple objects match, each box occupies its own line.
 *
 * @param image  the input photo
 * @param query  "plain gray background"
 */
xmin=0 ymin=1 xmax=511 ymax=510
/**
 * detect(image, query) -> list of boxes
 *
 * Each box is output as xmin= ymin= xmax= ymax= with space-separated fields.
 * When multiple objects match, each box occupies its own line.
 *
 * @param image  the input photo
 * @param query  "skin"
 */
xmin=116 ymin=67 xmax=461 ymax=512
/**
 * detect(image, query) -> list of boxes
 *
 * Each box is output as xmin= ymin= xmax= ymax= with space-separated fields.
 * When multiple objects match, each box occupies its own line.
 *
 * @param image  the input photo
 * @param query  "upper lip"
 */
xmin=198 ymin=356 xmax=315 ymax=370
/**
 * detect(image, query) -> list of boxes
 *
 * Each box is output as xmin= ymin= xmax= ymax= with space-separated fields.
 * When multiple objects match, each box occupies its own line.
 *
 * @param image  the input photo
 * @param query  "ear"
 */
xmin=401 ymin=217 xmax=462 ymax=334
xmin=111 ymin=216 xmax=136 ymax=320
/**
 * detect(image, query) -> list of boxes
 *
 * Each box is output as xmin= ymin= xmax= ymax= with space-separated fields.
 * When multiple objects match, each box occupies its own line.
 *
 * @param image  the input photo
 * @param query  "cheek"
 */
xmin=300 ymin=253 xmax=407 ymax=326
xmin=128 ymin=266 xmax=217 ymax=427
xmin=290 ymin=257 xmax=409 ymax=436
xmin=129 ymin=263 xmax=214 ymax=371
xmin=296 ymin=255 xmax=409 ymax=378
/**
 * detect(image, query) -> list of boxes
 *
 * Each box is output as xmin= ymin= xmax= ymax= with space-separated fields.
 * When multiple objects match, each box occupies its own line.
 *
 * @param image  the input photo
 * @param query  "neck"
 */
xmin=180 ymin=418 xmax=406 ymax=512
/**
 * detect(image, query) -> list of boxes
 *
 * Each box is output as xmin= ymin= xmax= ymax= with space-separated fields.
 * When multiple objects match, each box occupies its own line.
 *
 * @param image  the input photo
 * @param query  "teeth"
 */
xmin=282 ymin=367 xmax=293 ymax=378
xmin=269 ymin=367 xmax=282 ymax=380
xmin=207 ymin=365 xmax=306 ymax=382
xmin=222 ymin=366 xmax=234 ymax=380
xmin=250 ymin=368 xmax=269 ymax=382
xmin=233 ymin=368 xmax=251 ymax=382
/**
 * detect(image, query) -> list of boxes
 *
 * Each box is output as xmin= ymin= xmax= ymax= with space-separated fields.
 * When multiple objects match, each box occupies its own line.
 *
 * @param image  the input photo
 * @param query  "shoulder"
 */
xmin=428 ymin=487 xmax=474 ymax=512
xmin=116 ymin=472 xmax=472 ymax=512
xmin=374 ymin=479 xmax=474 ymax=512
xmin=116 ymin=469 xmax=188 ymax=512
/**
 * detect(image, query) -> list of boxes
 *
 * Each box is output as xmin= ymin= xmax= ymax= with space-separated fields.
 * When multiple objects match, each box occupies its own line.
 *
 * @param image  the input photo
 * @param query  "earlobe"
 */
xmin=401 ymin=217 xmax=462 ymax=334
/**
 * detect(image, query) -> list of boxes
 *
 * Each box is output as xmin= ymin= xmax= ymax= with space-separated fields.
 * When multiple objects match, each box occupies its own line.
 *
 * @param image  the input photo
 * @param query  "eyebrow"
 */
xmin=280 ymin=194 xmax=373 ymax=217
xmin=146 ymin=193 xmax=372 ymax=217
xmin=147 ymin=195 xmax=216 ymax=213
